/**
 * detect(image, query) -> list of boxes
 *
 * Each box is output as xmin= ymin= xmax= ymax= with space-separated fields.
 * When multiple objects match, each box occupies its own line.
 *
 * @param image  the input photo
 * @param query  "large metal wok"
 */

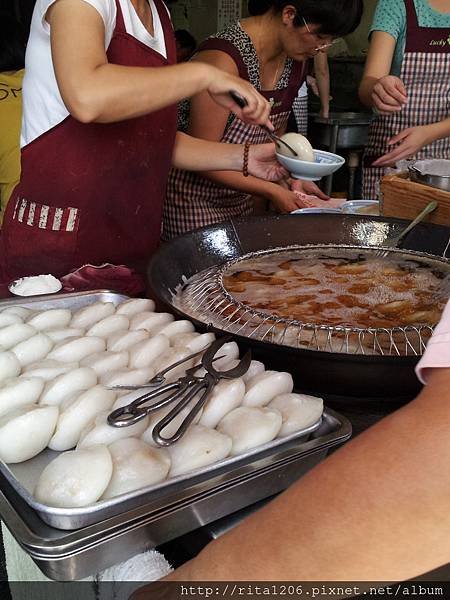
xmin=149 ymin=214 xmax=450 ymax=402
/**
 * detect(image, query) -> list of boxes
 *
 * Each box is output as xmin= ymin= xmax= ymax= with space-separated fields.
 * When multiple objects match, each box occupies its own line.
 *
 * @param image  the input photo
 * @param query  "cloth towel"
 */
xmin=2 ymin=522 xmax=172 ymax=598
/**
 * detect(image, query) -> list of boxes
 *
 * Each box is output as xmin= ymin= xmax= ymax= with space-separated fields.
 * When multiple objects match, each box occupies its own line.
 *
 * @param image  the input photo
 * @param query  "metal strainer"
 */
xmin=173 ymin=244 xmax=449 ymax=357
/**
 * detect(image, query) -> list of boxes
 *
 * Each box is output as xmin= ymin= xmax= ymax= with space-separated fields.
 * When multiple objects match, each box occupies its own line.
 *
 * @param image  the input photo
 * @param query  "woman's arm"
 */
xmin=186 ymin=49 xmax=297 ymax=208
xmin=184 ymin=49 xmax=327 ymax=209
xmin=373 ymin=117 xmax=450 ymax=166
xmin=314 ymin=52 xmax=330 ymax=119
xmin=358 ymin=31 xmax=407 ymax=113
xmin=172 ymin=134 xmax=287 ymax=182
xmin=165 ymin=367 xmax=450 ymax=582
xmin=47 ymin=0 xmax=271 ymax=126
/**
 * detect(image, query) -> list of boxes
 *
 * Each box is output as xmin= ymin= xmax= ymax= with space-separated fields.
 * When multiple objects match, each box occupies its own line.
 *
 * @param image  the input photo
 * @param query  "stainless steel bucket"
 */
xmin=409 ymin=160 xmax=450 ymax=192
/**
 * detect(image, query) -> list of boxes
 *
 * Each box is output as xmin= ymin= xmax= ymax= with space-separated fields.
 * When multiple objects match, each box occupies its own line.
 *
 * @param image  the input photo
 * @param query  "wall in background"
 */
xmin=8 ymin=0 xmax=379 ymax=56
xmin=170 ymin=0 xmax=377 ymax=55
xmin=170 ymin=0 xmax=242 ymax=44
xmin=335 ymin=0 xmax=377 ymax=57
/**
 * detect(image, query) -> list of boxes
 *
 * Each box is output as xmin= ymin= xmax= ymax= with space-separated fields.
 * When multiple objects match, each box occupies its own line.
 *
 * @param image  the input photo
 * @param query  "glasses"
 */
xmin=301 ymin=16 xmax=337 ymax=52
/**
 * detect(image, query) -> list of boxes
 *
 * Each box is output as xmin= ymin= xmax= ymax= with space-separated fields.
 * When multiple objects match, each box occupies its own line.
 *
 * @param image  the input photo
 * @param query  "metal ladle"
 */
xmin=375 ymin=200 xmax=438 ymax=258
xmin=229 ymin=90 xmax=298 ymax=157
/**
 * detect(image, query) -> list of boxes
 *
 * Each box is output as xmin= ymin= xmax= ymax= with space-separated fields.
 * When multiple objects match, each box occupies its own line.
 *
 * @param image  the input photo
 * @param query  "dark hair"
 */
xmin=0 ymin=13 xmax=27 ymax=71
xmin=247 ymin=0 xmax=363 ymax=37
xmin=175 ymin=29 xmax=197 ymax=52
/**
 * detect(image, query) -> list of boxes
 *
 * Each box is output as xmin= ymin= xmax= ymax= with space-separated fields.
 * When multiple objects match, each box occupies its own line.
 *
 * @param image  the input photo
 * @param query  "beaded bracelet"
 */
xmin=243 ymin=142 xmax=250 ymax=177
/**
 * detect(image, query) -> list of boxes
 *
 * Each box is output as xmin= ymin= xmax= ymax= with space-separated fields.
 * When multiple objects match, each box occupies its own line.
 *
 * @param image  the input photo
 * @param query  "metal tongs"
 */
xmin=107 ymin=336 xmax=251 ymax=447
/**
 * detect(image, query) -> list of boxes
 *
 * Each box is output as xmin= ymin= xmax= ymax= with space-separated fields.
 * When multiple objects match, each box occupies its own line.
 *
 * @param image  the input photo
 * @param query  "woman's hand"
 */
xmin=373 ymin=125 xmax=434 ymax=166
xmin=268 ymin=178 xmax=330 ymax=213
xmin=248 ymin=143 xmax=288 ymax=181
xmin=371 ymin=75 xmax=407 ymax=115
xmin=289 ymin=178 xmax=330 ymax=200
xmin=205 ymin=65 xmax=272 ymax=129
xmin=269 ymin=186 xmax=309 ymax=213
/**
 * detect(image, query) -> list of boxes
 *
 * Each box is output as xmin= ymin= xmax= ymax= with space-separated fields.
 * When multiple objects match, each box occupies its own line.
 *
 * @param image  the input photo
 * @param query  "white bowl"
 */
xmin=276 ymin=149 xmax=345 ymax=181
xmin=341 ymin=200 xmax=380 ymax=216
xmin=291 ymin=207 xmax=342 ymax=215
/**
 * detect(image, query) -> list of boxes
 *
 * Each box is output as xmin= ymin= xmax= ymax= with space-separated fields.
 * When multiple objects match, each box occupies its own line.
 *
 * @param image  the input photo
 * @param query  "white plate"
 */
xmin=277 ymin=149 xmax=345 ymax=181
xmin=291 ymin=207 xmax=342 ymax=215
xmin=341 ymin=200 xmax=380 ymax=215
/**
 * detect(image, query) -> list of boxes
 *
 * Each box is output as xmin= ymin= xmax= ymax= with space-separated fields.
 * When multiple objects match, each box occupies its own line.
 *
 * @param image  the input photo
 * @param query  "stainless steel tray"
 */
xmin=2 ymin=413 xmax=323 ymax=530
xmin=0 ymin=409 xmax=351 ymax=580
xmin=0 ymin=288 xmax=128 ymax=311
xmin=0 ymin=290 xmax=331 ymax=531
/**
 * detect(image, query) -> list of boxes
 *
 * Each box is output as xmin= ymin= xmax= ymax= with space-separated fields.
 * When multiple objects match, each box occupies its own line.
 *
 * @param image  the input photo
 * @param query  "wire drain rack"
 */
xmin=173 ymin=244 xmax=449 ymax=357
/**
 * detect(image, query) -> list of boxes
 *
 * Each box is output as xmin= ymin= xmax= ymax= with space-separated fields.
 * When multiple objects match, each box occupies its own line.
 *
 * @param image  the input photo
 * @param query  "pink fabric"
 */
xmin=61 ymin=264 xmax=145 ymax=296
xmin=416 ymin=299 xmax=450 ymax=384
xmin=293 ymin=192 xmax=346 ymax=209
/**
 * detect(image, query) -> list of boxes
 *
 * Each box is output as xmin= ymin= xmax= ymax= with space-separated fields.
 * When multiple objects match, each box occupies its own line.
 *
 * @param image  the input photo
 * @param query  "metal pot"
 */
xmin=148 ymin=215 xmax=450 ymax=403
xmin=409 ymin=160 xmax=450 ymax=192
xmin=308 ymin=112 xmax=374 ymax=197
xmin=309 ymin=112 xmax=374 ymax=150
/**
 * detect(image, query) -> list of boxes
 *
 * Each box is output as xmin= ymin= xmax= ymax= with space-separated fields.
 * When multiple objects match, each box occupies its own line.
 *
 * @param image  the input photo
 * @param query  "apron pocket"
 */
xmin=4 ymin=198 xmax=80 ymax=278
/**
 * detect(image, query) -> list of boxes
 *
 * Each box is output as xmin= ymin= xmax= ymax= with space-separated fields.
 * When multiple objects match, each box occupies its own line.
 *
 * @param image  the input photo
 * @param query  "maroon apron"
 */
xmin=363 ymin=0 xmax=450 ymax=199
xmin=1 ymin=0 xmax=177 ymax=283
xmin=163 ymin=27 xmax=306 ymax=240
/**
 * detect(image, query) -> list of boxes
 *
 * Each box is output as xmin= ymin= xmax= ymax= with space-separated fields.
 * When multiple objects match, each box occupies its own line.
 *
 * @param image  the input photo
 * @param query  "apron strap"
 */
xmin=404 ymin=0 xmax=450 ymax=53
xmin=113 ymin=0 xmax=126 ymax=34
xmin=113 ymin=0 xmax=176 ymax=64
xmin=197 ymin=38 xmax=249 ymax=81
xmin=289 ymin=58 xmax=307 ymax=88
xmin=153 ymin=0 xmax=176 ymax=64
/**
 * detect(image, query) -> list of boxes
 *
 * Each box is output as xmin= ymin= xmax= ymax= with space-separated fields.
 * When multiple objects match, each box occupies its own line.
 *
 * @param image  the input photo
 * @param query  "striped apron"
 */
xmin=292 ymin=92 xmax=309 ymax=136
xmin=363 ymin=0 xmax=450 ymax=199
xmin=163 ymin=26 xmax=306 ymax=240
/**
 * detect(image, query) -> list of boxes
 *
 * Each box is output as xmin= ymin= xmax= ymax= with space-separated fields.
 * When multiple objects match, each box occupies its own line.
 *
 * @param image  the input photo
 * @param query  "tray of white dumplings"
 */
xmin=0 ymin=291 xmax=351 ymax=532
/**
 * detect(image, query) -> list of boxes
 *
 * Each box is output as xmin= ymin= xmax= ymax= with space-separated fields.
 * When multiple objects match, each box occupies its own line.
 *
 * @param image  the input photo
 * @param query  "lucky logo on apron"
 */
xmin=363 ymin=0 xmax=450 ymax=200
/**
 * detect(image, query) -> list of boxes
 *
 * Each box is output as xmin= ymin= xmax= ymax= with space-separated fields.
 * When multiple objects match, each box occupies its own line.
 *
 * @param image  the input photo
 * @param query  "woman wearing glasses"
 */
xmin=360 ymin=0 xmax=450 ymax=199
xmin=162 ymin=0 xmax=363 ymax=241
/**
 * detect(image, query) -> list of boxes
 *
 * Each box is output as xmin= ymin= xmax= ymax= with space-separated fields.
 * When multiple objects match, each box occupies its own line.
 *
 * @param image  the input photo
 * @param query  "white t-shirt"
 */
xmin=21 ymin=0 xmax=168 ymax=147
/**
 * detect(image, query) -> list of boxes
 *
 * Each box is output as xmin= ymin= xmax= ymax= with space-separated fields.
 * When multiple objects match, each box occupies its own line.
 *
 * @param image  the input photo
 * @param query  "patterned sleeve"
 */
xmin=369 ymin=0 xmax=406 ymax=41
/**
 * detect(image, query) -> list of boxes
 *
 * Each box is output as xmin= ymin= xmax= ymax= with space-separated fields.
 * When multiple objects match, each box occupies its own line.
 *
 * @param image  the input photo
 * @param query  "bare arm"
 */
xmin=172 ymin=134 xmax=286 ymax=182
xmin=47 ymin=0 xmax=271 ymax=126
xmin=167 ymin=368 xmax=450 ymax=581
xmin=183 ymin=50 xmax=326 ymax=210
xmin=185 ymin=50 xmax=299 ymax=210
xmin=374 ymin=117 xmax=450 ymax=166
xmin=314 ymin=52 xmax=330 ymax=118
xmin=358 ymin=31 xmax=407 ymax=113
xmin=361 ymin=33 xmax=449 ymax=166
